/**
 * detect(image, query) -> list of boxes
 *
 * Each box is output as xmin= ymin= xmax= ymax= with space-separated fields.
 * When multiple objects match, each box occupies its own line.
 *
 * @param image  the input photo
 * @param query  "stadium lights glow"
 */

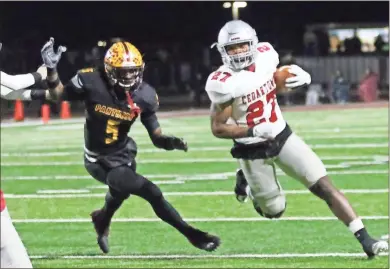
xmin=233 ymin=1 xmax=247 ymax=8
xmin=223 ymin=2 xmax=232 ymax=8
xmin=97 ymin=41 xmax=107 ymax=47
xmin=223 ymin=2 xmax=247 ymax=20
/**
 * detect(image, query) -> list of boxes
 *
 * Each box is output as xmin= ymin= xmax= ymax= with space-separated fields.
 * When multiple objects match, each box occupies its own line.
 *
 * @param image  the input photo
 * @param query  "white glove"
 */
xmin=285 ymin=64 xmax=311 ymax=88
xmin=41 ymin=37 xmax=67 ymax=69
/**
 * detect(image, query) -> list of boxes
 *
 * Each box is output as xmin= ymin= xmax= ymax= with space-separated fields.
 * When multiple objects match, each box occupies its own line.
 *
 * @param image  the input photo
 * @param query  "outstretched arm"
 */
xmin=141 ymin=111 xmax=188 ymax=151
xmin=1 ymin=66 xmax=47 ymax=100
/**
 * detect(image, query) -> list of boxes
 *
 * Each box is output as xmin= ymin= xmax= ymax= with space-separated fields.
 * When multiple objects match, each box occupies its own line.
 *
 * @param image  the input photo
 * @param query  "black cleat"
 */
xmin=186 ymin=229 xmax=221 ymax=252
xmin=234 ymin=169 xmax=249 ymax=203
xmin=362 ymin=238 xmax=388 ymax=258
xmin=90 ymin=209 xmax=111 ymax=254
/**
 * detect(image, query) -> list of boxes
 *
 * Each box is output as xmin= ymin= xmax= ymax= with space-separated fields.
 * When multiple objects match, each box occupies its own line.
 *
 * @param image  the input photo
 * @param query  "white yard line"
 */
xmin=12 ymin=216 xmax=389 ymax=224
xmin=1 ymin=159 xmax=386 ymax=167
xmin=28 ymin=252 xmax=389 ymax=260
xmin=2 ymin=152 xmax=388 ymax=160
xmin=1 ymin=170 xmax=387 ymax=181
xmin=5 ymin=189 xmax=388 ymax=199
xmin=36 ymin=189 xmax=90 ymax=194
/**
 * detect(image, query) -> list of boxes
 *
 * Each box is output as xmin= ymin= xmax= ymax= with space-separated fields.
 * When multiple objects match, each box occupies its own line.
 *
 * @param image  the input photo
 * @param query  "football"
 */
xmin=273 ymin=65 xmax=295 ymax=93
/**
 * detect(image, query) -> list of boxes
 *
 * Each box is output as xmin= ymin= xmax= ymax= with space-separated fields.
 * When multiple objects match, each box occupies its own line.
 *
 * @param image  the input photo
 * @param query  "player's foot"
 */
xmin=361 ymin=237 xmax=389 ymax=258
xmin=234 ymin=169 xmax=249 ymax=203
xmin=186 ymin=228 xmax=221 ymax=252
xmin=90 ymin=209 xmax=111 ymax=254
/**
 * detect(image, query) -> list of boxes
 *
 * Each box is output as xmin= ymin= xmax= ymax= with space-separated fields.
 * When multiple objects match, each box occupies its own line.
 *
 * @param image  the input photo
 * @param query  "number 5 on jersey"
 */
xmin=105 ymin=119 xmax=120 ymax=144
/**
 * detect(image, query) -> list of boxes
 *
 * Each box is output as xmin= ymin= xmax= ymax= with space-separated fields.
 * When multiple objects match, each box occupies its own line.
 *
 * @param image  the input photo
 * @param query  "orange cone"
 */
xmin=60 ymin=101 xmax=71 ymax=119
xmin=41 ymin=104 xmax=50 ymax=124
xmin=13 ymin=99 xmax=24 ymax=121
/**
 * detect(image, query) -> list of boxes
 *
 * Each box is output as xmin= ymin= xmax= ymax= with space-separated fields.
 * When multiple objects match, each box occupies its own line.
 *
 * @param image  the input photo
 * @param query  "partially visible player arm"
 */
xmin=210 ymin=100 xmax=252 ymax=139
xmin=0 ymin=67 xmax=45 ymax=91
xmin=141 ymin=86 xmax=188 ymax=151
xmin=1 ymin=65 xmax=47 ymax=100
xmin=1 ymin=74 xmax=84 ymax=102
xmin=141 ymin=110 xmax=188 ymax=152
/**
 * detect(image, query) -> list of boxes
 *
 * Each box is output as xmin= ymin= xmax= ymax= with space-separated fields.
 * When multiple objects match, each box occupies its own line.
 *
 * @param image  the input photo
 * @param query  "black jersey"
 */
xmin=63 ymin=68 xmax=159 ymax=155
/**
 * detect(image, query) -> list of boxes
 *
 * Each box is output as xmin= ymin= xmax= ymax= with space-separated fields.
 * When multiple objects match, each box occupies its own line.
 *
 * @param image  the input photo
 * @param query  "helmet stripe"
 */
xmin=122 ymin=42 xmax=130 ymax=61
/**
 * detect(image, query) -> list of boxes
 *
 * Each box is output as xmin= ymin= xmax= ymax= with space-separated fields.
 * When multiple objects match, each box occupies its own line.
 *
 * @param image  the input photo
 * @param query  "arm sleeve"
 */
xmin=140 ymin=84 xmax=160 ymax=134
xmin=0 ymin=71 xmax=42 ymax=90
xmin=61 ymin=74 xmax=86 ymax=101
xmin=205 ymin=76 xmax=234 ymax=104
xmin=141 ymin=110 xmax=160 ymax=135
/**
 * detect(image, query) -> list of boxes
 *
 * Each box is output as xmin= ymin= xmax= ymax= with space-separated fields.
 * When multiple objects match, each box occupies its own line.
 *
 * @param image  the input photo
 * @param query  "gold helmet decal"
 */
xmin=104 ymin=42 xmax=143 ymax=68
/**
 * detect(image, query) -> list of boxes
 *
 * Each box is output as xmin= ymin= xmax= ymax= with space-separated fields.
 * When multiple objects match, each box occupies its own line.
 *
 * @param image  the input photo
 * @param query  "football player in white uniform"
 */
xmin=205 ymin=20 xmax=388 ymax=258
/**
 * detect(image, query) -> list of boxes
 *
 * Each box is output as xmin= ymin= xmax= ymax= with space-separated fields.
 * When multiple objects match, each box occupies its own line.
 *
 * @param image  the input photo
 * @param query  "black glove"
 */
xmin=170 ymin=136 xmax=188 ymax=152
xmin=152 ymin=135 xmax=188 ymax=152
xmin=41 ymin=37 xmax=67 ymax=69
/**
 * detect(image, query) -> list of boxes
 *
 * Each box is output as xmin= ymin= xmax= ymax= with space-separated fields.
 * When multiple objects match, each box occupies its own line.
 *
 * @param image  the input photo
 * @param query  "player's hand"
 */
xmin=41 ymin=37 xmax=67 ymax=69
xmin=251 ymin=123 xmax=275 ymax=140
xmin=285 ymin=64 xmax=311 ymax=88
xmin=172 ymin=137 xmax=188 ymax=152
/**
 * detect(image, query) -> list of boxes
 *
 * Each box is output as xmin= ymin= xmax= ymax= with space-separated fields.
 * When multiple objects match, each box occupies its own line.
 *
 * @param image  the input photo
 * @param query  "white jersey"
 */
xmin=205 ymin=42 xmax=286 ymax=144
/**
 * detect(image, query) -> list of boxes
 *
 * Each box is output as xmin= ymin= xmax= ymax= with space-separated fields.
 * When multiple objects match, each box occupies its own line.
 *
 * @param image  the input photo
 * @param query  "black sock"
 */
xmin=102 ymin=191 xmax=124 ymax=219
xmin=149 ymin=197 xmax=195 ymax=237
xmin=354 ymin=228 xmax=371 ymax=244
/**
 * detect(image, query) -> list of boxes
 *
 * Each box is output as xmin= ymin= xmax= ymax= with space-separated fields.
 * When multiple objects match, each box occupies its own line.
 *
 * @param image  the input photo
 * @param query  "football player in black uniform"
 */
xmin=34 ymin=38 xmax=220 ymax=253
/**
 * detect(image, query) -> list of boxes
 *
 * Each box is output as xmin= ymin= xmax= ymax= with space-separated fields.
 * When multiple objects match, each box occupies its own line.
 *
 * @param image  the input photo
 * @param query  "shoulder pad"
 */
xmin=205 ymin=71 xmax=234 ymax=104
xmin=256 ymin=42 xmax=279 ymax=66
xmin=136 ymin=82 xmax=159 ymax=112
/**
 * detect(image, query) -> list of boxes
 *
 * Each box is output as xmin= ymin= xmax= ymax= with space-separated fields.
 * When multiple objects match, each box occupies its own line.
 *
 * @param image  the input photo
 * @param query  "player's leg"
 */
xmin=238 ymin=158 xmax=286 ymax=219
xmin=275 ymin=132 xmax=388 ymax=257
xmin=105 ymin=164 xmax=220 ymax=252
xmin=1 ymin=207 xmax=33 ymax=268
xmin=84 ymin=156 xmax=128 ymax=253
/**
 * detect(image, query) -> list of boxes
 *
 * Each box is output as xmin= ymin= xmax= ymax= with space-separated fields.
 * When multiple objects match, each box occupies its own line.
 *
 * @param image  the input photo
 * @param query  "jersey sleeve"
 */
xmin=0 ymin=71 xmax=41 ymax=90
xmin=256 ymin=42 xmax=279 ymax=67
xmin=61 ymin=73 xmax=86 ymax=101
xmin=205 ymin=73 xmax=234 ymax=104
xmin=138 ymin=83 xmax=160 ymax=134
xmin=138 ymin=83 xmax=159 ymax=113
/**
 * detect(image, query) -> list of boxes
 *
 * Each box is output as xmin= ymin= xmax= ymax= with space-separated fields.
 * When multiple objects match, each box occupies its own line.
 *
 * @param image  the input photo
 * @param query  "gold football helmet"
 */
xmin=104 ymin=41 xmax=145 ymax=90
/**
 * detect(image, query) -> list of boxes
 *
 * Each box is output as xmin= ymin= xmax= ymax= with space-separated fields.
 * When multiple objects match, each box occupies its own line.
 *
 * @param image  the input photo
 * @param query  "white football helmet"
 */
xmin=212 ymin=20 xmax=258 ymax=70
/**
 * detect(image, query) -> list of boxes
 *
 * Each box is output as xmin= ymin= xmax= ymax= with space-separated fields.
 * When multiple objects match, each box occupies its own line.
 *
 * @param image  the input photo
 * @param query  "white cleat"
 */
xmin=372 ymin=240 xmax=389 ymax=255
xmin=364 ymin=240 xmax=389 ymax=259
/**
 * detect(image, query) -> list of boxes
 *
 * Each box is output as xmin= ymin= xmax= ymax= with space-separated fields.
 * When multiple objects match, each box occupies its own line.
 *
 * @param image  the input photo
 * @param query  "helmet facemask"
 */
xmin=105 ymin=63 xmax=144 ymax=91
xmin=219 ymin=40 xmax=256 ymax=70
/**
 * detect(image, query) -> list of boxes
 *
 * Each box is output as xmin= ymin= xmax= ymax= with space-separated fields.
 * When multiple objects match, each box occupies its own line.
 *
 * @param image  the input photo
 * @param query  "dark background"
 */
xmin=0 ymin=1 xmax=388 ymax=117
xmin=0 ymin=1 xmax=388 ymax=52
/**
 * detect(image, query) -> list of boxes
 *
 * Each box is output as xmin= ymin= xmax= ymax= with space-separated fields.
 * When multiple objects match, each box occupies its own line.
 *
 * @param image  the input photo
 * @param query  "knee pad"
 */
xmin=253 ymin=194 xmax=286 ymax=219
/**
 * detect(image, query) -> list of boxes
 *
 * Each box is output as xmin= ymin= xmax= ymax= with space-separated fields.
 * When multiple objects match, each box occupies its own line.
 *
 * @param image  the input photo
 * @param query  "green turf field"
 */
xmin=1 ymin=107 xmax=389 ymax=268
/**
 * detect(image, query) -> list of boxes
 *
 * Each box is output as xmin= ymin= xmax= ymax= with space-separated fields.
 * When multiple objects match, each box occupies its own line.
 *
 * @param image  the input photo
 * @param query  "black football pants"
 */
xmin=84 ymin=157 xmax=194 ymax=236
